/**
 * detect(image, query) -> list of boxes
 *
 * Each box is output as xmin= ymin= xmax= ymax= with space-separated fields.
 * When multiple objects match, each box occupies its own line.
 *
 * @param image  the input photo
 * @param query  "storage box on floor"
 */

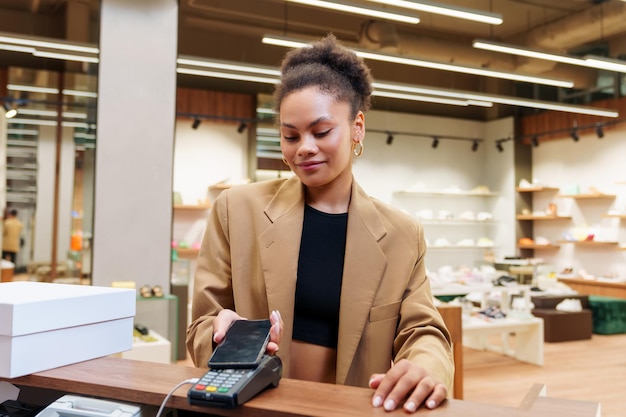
xmin=0 ymin=281 xmax=135 ymax=378
xmin=531 ymin=295 xmax=593 ymax=342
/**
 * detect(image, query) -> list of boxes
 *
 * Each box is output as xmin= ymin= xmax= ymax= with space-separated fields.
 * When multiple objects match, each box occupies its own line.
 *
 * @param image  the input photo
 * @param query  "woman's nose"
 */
xmin=297 ymin=134 xmax=317 ymax=155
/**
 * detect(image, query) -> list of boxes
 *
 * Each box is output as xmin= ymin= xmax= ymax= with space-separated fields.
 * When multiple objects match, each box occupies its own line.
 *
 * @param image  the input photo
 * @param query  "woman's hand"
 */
xmin=368 ymin=359 xmax=447 ymax=413
xmin=267 ymin=310 xmax=283 ymax=354
xmin=212 ymin=309 xmax=284 ymax=355
xmin=212 ymin=309 xmax=246 ymax=345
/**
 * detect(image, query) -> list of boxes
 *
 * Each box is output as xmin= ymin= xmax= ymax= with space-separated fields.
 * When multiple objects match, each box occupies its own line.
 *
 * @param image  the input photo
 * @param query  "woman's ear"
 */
xmin=353 ymin=111 xmax=365 ymax=143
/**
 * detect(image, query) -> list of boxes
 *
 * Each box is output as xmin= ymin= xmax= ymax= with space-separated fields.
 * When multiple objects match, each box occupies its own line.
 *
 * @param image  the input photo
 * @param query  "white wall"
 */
xmin=531 ymin=127 xmax=626 ymax=278
xmin=173 ymin=121 xmax=248 ymax=206
xmin=353 ymin=110 xmax=516 ymax=270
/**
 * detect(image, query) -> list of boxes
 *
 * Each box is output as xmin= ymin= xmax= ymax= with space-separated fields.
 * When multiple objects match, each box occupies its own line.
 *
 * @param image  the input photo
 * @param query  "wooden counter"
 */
xmin=558 ymin=277 xmax=626 ymax=299
xmin=2 ymin=357 xmax=599 ymax=417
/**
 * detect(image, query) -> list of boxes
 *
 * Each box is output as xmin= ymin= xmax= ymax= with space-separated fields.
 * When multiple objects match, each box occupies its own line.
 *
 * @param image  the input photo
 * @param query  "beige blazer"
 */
xmin=187 ymin=176 xmax=454 ymax=390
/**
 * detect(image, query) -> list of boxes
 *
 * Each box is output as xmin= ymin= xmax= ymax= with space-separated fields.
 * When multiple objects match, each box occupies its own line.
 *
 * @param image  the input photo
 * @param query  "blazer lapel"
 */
xmin=258 ymin=177 xmax=304 ymax=376
xmin=336 ymin=182 xmax=388 ymax=384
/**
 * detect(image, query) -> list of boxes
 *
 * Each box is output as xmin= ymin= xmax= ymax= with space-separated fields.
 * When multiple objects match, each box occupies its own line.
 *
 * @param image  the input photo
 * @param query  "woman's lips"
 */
xmin=297 ymin=161 xmax=324 ymax=170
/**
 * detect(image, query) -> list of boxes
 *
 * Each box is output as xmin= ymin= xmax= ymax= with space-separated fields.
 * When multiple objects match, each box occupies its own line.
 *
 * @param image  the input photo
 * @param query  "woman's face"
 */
xmin=279 ymin=86 xmax=364 ymax=189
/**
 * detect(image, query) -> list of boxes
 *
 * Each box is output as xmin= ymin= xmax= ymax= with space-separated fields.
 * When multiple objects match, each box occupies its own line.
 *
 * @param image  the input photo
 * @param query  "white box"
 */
xmin=0 ymin=281 xmax=136 ymax=378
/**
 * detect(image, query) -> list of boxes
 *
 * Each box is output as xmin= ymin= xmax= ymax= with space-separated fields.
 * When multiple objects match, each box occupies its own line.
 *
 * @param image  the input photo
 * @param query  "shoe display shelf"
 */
xmin=391 ymin=188 xmax=500 ymax=270
xmin=519 ymin=185 xmax=625 ymax=254
xmin=172 ymin=203 xmax=211 ymax=259
xmin=433 ymin=284 xmax=543 ymax=365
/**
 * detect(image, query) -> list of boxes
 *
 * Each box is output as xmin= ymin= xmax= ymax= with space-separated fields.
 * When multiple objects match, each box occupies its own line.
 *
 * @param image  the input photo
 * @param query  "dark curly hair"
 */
xmin=273 ymin=34 xmax=373 ymax=119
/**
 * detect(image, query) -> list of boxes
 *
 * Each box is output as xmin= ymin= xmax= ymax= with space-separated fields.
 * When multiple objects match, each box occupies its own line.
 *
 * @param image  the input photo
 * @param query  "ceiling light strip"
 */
xmin=0 ymin=33 xmax=99 ymax=54
xmin=365 ymin=0 xmax=502 ymax=25
xmin=177 ymin=67 xmax=279 ymax=84
xmin=33 ymin=50 xmax=99 ymax=63
xmin=285 ymin=0 xmax=420 ymax=24
xmin=373 ymin=81 xmax=618 ymax=117
xmin=474 ymin=39 xmax=626 ymax=73
xmin=262 ymin=35 xmax=574 ymax=88
xmin=177 ymin=56 xmax=618 ymax=117
xmin=177 ymin=57 xmax=281 ymax=76
xmin=372 ymin=90 xmax=470 ymax=106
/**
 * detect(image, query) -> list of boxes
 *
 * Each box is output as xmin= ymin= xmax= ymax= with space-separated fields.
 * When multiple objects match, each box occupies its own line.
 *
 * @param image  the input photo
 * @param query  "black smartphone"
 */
xmin=208 ymin=319 xmax=271 ymax=369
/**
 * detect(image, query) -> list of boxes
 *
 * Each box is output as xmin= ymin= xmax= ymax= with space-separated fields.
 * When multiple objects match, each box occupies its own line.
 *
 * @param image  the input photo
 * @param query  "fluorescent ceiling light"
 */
xmin=62 ymin=89 xmax=98 ymax=98
xmin=177 ymin=67 xmax=279 ymax=84
xmin=473 ymin=39 xmax=626 ymax=73
xmin=365 ymin=0 xmax=502 ymax=25
xmin=584 ymin=55 xmax=626 ymax=73
xmin=0 ymin=33 xmax=99 ymax=64
xmin=177 ymin=57 xmax=281 ymax=76
xmin=33 ymin=50 xmax=99 ymax=63
xmin=372 ymin=81 xmax=618 ymax=117
xmin=0 ymin=33 xmax=99 ymax=54
xmin=7 ymin=128 xmax=38 ymax=135
xmin=16 ymin=109 xmax=88 ymax=119
xmin=177 ymin=55 xmax=617 ymax=117
xmin=8 ymin=84 xmax=59 ymax=94
xmin=285 ymin=0 xmax=420 ymax=24
xmin=9 ymin=118 xmax=57 ymax=126
xmin=262 ymin=35 xmax=574 ymax=88
xmin=372 ymin=90 xmax=473 ymax=106
xmin=0 ymin=43 xmax=35 ymax=53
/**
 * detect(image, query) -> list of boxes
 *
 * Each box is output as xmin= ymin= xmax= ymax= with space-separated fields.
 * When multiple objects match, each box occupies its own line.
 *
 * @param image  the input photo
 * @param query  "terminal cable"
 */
xmin=155 ymin=378 xmax=199 ymax=417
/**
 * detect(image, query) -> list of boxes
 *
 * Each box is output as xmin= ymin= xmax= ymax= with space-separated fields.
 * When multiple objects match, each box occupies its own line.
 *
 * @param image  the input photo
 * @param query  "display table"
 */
xmin=433 ymin=284 xmax=544 ymax=366
xmin=2 ymin=357 xmax=599 ymax=417
xmin=558 ymin=277 xmax=626 ymax=299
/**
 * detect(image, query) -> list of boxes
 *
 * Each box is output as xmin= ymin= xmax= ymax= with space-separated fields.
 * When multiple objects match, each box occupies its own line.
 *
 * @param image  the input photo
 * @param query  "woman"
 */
xmin=187 ymin=34 xmax=454 ymax=413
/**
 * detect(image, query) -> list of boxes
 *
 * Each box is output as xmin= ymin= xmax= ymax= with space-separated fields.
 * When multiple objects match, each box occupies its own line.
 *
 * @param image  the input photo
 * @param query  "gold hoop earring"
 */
xmin=352 ymin=141 xmax=364 ymax=157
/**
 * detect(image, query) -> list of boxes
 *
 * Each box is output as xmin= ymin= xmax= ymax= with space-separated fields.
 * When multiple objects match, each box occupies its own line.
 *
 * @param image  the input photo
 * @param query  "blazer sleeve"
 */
xmin=186 ymin=190 xmax=235 ymax=367
xmin=393 ymin=223 xmax=455 ymax=392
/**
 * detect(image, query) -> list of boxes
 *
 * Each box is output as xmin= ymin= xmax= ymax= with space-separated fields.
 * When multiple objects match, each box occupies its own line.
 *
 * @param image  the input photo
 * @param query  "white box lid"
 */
xmin=0 ymin=282 xmax=136 ymax=336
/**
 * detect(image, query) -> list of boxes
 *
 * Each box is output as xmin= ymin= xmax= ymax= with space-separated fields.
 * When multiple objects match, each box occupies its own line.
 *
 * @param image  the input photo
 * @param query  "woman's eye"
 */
xmin=283 ymin=135 xmax=298 ymax=141
xmin=314 ymin=129 xmax=331 ymax=138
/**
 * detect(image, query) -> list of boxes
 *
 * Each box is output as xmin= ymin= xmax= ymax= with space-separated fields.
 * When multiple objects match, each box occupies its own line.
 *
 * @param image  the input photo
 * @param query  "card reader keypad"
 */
xmin=193 ymin=368 xmax=249 ymax=394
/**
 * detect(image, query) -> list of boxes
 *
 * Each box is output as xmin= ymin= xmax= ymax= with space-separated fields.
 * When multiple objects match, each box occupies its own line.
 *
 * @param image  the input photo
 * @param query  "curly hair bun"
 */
xmin=274 ymin=34 xmax=373 ymax=116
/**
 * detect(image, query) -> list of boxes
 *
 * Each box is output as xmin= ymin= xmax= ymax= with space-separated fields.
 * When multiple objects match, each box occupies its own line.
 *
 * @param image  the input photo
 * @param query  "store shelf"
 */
xmin=174 ymin=248 xmax=199 ymax=259
xmin=394 ymin=190 xmax=498 ymax=197
xmin=557 ymin=240 xmax=619 ymax=247
xmin=173 ymin=204 xmax=211 ymax=210
xmin=557 ymin=193 xmax=616 ymax=200
xmin=604 ymin=213 xmax=626 ymax=219
xmin=515 ymin=186 xmax=559 ymax=193
xmin=517 ymin=243 xmax=560 ymax=250
xmin=516 ymin=215 xmax=571 ymax=221
xmin=421 ymin=219 xmax=498 ymax=225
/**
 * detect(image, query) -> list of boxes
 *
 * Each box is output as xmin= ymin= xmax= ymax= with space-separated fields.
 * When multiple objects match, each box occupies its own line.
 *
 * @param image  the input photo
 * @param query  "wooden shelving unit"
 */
xmin=516 ymin=214 xmax=571 ymax=221
xmin=557 ymin=193 xmax=616 ymax=200
xmin=557 ymin=240 xmax=619 ymax=247
xmin=515 ymin=186 xmax=559 ymax=193
xmin=517 ymin=243 xmax=560 ymax=250
xmin=173 ymin=204 xmax=211 ymax=210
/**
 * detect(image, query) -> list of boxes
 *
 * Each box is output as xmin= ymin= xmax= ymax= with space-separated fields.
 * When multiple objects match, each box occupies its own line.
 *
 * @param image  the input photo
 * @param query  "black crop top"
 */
xmin=292 ymin=204 xmax=348 ymax=348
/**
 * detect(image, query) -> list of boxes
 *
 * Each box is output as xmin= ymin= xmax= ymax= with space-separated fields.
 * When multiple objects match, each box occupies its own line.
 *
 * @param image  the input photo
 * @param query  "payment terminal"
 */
xmin=187 ymin=319 xmax=282 ymax=408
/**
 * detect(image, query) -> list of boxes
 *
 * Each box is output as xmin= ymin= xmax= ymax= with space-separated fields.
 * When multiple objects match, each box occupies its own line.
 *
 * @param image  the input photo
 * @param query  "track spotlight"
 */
xmin=596 ymin=124 xmax=604 ymax=139
xmin=571 ymin=128 xmax=579 ymax=142
xmin=531 ymin=135 xmax=539 ymax=147
xmin=192 ymin=117 xmax=201 ymax=129
xmin=431 ymin=137 xmax=439 ymax=148
xmin=471 ymin=140 xmax=479 ymax=152
xmin=3 ymin=102 xmax=16 ymax=118
xmin=496 ymin=141 xmax=504 ymax=152
xmin=237 ymin=122 xmax=247 ymax=133
xmin=386 ymin=133 xmax=394 ymax=145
